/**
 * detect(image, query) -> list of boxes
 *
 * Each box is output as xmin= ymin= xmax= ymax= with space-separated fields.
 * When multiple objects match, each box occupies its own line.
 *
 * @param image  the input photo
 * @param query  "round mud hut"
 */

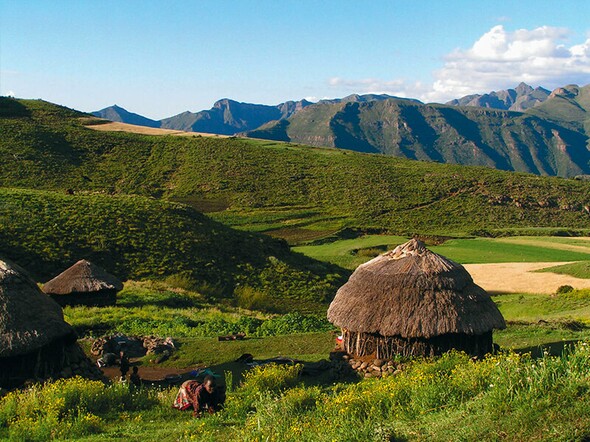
xmin=327 ymin=239 xmax=506 ymax=358
xmin=42 ymin=259 xmax=123 ymax=307
xmin=0 ymin=258 xmax=102 ymax=388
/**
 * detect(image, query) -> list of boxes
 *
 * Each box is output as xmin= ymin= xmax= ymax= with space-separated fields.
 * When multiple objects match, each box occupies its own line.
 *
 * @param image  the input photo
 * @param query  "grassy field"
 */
xmin=537 ymin=261 xmax=590 ymax=279
xmin=294 ymin=235 xmax=590 ymax=269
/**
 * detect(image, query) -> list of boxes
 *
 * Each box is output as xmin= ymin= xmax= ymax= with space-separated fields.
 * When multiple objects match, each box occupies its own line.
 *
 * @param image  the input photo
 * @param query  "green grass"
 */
xmin=431 ymin=237 xmax=590 ymax=264
xmin=0 ymin=187 xmax=347 ymax=311
xmin=5 ymin=346 xmax=590 ymax=441
xmin=293 ymin=235 xmax=408 ymax=268
xmin=2 ymin=98 xmax=590 ymax=241
xmin=536 ymin=261 xmax=590 ymax=279
xmin=294 ymin=235 xmax=590 ymax=269
xmin=165 ymin=332 xmax=335 ymax=368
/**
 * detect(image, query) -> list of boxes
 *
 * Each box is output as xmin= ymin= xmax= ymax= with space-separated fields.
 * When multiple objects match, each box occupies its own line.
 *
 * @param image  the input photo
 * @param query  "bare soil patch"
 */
xmin=464 ymin=262 xmax=590 ymax=294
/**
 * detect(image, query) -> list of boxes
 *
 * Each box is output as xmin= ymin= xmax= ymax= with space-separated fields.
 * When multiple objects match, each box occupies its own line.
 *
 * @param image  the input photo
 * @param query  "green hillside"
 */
xmin=2 ymin=97 xmax=590 ymax=243
xmin=247 ymin=96 xmax=590 ymax=177
xmin=526 ymin=84 xmax=590 ymax=135
xmin=0 ymin=187 xmax=345 ymax=312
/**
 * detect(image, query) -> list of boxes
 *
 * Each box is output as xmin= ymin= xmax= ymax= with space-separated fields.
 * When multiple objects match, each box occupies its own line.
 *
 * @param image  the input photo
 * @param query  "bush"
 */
xmin=557 ymin=285 xmax=575 ymax=294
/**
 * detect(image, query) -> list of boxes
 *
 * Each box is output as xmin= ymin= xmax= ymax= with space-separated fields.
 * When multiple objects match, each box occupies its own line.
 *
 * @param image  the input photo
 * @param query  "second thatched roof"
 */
xmin=42 ymin=259 xmax=123 ymax=295
xmin=327 ymin=239 xmax=506 ymax=339
xmin=1 ymin=258 xmax=75 ymax=358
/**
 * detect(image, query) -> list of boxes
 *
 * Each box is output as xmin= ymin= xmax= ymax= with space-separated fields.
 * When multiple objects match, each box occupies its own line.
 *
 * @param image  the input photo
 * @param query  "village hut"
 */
xmin=42 ymin=259 xmax=123 ymax=307
xmin=327 ymin=239 xmax=506 ymax=358
xmin=0 ymin=258 xmax=103 ymax=388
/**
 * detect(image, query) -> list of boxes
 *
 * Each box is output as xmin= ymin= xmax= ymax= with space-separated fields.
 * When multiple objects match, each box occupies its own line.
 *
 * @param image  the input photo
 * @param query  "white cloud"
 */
xmin=328 ymin=25 xmax=590 ymax=103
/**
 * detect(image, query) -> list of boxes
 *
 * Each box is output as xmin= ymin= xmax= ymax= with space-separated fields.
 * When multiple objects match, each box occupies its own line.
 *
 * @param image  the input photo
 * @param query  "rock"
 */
xmin=373 ymin=359 xmax=385 ymax=367
xmin=360 ymin=362 xmax=369 ymax=370
xmin=364 ymin=372 xmax=372 ymax=378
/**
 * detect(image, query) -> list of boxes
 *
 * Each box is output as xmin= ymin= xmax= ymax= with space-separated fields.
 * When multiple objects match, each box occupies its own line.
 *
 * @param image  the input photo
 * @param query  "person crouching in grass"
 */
xmin=173 ymin=375 xmax=224 ymax=417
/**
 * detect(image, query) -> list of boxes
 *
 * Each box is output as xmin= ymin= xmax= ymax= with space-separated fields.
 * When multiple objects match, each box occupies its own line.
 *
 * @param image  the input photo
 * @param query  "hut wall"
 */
xmin=342 ymin=329 xmax=493 ymax=358
xmin=49 ymin=289 xmax=117 ymax=307
xmin=0 ymin=339 xmax=67 ymax=388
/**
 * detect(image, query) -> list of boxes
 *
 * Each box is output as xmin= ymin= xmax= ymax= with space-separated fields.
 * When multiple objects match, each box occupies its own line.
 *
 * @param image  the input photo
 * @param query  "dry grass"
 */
xmin=85 ymin=120 xmax=229 ymax=138
xmin=464 ymin=262 xmax=590 ymax=294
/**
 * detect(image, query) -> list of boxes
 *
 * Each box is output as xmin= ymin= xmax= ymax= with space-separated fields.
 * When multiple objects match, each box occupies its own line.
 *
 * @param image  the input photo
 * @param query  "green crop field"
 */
xmin=294 ymin=235 xmax=590 ymax=269
xmin=536 ymin=261 xmax=590 ymax=279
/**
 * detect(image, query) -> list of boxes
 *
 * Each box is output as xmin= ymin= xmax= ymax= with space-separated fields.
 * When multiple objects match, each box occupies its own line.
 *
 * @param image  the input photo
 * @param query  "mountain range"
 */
xmin=92 ymin=83 xmax=590 ymax=177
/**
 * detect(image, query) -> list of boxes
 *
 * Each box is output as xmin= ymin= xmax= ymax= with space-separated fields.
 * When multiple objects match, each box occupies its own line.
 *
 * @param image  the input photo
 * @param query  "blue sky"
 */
xmin=2 ymin=0 xmax=590 ymax=119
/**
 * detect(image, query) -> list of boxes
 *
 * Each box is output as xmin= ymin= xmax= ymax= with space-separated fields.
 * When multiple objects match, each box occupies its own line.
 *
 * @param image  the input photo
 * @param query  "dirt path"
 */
xmin=464 ymin=262 xmax=590 ymax=294
xmin=85 ymin=120 xmax=228 ymax=138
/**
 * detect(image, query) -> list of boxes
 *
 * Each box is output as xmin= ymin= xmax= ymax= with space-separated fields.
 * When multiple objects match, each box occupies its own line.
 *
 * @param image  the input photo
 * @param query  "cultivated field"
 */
xmin=85 ymin=120 xmax=229 ymax=138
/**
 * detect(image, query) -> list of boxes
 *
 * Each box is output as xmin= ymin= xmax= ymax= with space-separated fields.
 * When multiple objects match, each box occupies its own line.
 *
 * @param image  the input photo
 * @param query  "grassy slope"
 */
xmin=0 ymin=187 xmax=346 ymax=311
xmin=2 ymin=98 xmax=590 ymax=243
xmin=536 ymin=261 xmax=590 ymax=279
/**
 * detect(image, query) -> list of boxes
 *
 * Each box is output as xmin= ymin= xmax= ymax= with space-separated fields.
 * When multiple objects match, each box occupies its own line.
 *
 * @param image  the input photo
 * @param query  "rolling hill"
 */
xmin=2 ymin=97 xmax=590 ymax=243
xmin=0 ymin=187 xmax=345 ymax=312
xmin=246 ymin=94 xmax=590 ymax=177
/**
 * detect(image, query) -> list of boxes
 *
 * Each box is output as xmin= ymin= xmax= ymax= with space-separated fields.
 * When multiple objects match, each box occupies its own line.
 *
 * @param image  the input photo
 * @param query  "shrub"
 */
xmin=557 ymin=284 xmax=575 ymax=294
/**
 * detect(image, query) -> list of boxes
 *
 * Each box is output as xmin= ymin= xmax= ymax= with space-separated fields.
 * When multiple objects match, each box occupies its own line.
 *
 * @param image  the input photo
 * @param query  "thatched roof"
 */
xmin=327 ymin=239 xmax=506 ymax=339
xmin=0 ymin=258 xmax=75 ymax=358
xmin=42 ymin=259 xmax=123 ymax=295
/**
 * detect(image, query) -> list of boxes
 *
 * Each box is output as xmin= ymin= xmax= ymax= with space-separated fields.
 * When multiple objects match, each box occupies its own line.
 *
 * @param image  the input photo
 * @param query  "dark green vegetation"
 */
xmin=248 ymin=84 xmax=590 ymax=177
xmin=0 ymin=187 xmax=344 ymax=312
xmin=2 ymin=97 xmax=590 ymax=247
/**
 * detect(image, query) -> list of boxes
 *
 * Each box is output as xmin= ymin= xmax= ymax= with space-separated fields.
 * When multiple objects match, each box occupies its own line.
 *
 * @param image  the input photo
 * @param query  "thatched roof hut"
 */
xmin=42 ymin=259 xmax=123 ymax=307
xmin=327 ymin=239 xmax=506 ymax=358
xmin=1 ymin=258 xmax=76 ymax=387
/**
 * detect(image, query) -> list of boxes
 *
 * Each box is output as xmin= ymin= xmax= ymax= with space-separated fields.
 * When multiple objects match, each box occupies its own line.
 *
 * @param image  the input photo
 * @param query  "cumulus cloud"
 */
xmin=427 ymin=25 xmax=590 ymax=101
xmin=328 ymin=25 xmax=590 ymax=103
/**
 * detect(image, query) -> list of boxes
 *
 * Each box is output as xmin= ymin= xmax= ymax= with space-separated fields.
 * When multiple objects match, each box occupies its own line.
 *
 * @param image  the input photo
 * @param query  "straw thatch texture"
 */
xmin=327 ymin=239 xmax=505 ymax=357
xmin=0 ymin=258 xmax=75 ymax=358
xmin=42 ymin=259 xmax=122 ymax=306
xmin=43 ymin=259 xmax=123 ymax=295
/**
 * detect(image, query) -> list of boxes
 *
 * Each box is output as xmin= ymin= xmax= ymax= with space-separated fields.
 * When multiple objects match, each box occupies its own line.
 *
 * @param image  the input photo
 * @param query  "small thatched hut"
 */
xmin=42 ymin=259 xmax=123 ymax=307
xmin=0 ymin=258 xmax=98 ymax=388
xmin=327 ymin=239 xmax=506 ymax=358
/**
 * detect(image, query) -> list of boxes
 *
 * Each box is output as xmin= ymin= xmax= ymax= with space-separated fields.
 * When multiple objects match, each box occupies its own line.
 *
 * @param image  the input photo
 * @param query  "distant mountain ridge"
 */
xmin=92 ymin=94 xmax=413 ymax=136
xmin=92 ymin=104 xmax=160 ymax=128
xmin=446 ymin=83 xmax=551 ymax=112
xmin=91 ymin=84 xmax=590 ymax=177
xmin=246 ymin=86 xmax=590 ymax=177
